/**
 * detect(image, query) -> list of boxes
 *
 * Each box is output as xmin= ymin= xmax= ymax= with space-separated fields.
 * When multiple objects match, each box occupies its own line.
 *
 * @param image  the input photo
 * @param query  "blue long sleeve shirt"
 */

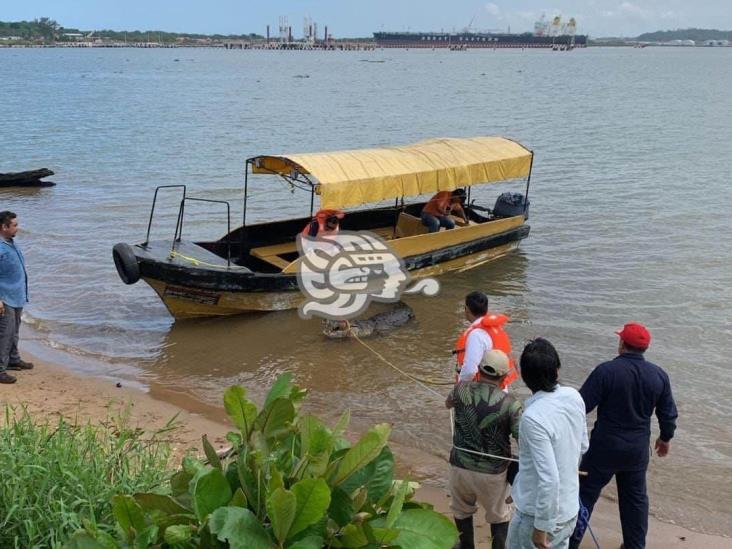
xmin=0 ymin=237 xmax=28 ymax=308
xmin=579 ymin=352 xmax=677 ymax=469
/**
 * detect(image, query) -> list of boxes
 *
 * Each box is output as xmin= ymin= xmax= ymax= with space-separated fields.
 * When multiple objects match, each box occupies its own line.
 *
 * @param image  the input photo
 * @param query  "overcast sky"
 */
xmin=3 ymin=0 xmax=730 ymax=38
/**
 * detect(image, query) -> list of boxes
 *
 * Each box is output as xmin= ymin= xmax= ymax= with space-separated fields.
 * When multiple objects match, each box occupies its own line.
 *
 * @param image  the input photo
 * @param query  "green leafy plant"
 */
xmin=68 ymin=373 xmax=457 ymax=548
xmin=0 ymin=406 xmax=173 ymax=548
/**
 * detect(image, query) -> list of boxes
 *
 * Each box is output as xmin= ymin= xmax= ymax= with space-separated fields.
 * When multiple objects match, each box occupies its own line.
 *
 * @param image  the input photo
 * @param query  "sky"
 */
xmin=2 ymin=0 xmax=730 ymax=38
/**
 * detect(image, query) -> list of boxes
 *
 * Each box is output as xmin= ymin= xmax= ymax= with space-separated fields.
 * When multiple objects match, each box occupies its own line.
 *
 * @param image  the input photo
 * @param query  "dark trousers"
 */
xmin=0 ymin=305 xmax=22 ymax=372
xmin=576 ymin=460 xmax=649 ymax=549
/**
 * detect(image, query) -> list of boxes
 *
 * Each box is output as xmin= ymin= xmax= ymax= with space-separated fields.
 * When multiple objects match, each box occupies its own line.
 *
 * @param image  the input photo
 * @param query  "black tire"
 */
xmin=113 ymin=243 xmax=140 ymax=285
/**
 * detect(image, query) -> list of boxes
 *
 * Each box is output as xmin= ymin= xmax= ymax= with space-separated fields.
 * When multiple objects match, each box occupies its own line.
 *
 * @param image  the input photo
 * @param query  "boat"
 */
xmin=0 ymin=168 xmax=55 ymax=187
xmin=112 ymin=136 xmax=534 ymax=319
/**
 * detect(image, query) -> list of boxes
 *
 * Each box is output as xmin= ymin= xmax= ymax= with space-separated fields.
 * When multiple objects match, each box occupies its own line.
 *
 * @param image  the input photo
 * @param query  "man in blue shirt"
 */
xmin=0 ymin=211 xmax=33 ymax=384
xmin=570 ymin=323 xmax=678 ymax=549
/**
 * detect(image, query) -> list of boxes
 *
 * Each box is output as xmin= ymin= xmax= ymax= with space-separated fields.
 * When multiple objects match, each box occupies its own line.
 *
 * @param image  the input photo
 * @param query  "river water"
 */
xmin=1 ymin=46 xmax=731 ymax=535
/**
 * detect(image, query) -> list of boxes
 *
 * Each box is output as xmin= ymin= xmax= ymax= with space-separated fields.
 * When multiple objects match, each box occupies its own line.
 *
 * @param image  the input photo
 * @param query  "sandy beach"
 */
xmin=2 ymin=350 xmax=730 ymax=549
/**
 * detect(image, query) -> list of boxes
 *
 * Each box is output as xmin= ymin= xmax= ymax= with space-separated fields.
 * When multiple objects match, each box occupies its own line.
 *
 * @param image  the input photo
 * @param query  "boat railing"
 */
xmin=143 ymin=185 xmax=187 ymax=247
xmin=143 ymin=185 xmax=233 ymax=267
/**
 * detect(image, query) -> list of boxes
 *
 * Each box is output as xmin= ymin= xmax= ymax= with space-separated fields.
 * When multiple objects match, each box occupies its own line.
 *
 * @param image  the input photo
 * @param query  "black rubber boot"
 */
xmin=490 ymin=521 xmax=509 ymax=549
xmin=453 ymin=516 xmax=475 ymax=549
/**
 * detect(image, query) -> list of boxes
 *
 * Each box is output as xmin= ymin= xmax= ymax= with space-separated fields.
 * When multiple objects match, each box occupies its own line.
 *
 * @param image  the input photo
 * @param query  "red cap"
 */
xmin=616 ymin=322 xmax=651 ymax=350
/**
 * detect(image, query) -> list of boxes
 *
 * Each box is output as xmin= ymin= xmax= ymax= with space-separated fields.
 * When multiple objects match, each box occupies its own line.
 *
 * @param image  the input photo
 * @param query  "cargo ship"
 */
xmin=374 ymin=15 xmax=586 ymax=50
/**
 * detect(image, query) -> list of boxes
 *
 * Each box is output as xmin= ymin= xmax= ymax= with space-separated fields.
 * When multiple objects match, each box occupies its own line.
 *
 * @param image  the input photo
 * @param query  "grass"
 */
xmin=0 ymin=406 xmax=176 ymax=548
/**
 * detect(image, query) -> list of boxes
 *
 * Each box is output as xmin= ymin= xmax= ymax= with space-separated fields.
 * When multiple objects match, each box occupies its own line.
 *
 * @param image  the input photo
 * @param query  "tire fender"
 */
xmin=112 ymin=243 xmax=141 ymax=285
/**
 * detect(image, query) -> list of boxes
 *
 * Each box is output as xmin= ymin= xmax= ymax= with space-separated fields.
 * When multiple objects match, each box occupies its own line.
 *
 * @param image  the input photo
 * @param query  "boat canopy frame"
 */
xmin=242 ymin=136 xmax=534 ymax=227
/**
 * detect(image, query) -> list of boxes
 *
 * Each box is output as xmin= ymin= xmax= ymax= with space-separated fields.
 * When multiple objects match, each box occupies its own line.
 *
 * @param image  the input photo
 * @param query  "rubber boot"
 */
xmin=490 ymin=521 xmax=509 ymax=549
xmin=568 ymin=538 xmax=581 ymax=549
xmin=453 ymin=516 xmax=475 ymax=549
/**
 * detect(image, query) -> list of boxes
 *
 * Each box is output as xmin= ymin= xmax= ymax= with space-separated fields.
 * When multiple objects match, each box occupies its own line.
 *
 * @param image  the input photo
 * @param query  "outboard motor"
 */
xmin=493 ymin=192 xmax=529 ymax=220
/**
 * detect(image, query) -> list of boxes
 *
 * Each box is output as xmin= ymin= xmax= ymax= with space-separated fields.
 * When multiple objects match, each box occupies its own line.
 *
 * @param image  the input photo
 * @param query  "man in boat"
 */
xmin=508 ymin=338 xmax=588 ymax=549
xmin=0 ymin=211 xmax=33 ymax=384
xmin=421 ymin=188 xmax=468 ymax=233
xmin=569 ymin=323 xmax=677 ymax=549
xmin=446 ymin=349 xmax=522 ymax=549
xmin=301 ymin=209 xmax=345 ymax=238
xmin=454 ymin=291 xmax=519 ymax=389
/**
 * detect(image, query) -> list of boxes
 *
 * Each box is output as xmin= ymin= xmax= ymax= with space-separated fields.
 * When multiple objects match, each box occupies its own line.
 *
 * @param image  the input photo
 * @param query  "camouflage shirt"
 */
xmin=449 ymin=380 xmax=522 ymax=474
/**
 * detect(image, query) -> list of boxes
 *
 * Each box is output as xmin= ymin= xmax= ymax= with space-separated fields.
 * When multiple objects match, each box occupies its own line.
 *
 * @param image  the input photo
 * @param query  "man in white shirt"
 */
xmin=456 ymin=291 xmax=493 ymax=381
xmin=508 ymin=338 xmax=589 ymax=549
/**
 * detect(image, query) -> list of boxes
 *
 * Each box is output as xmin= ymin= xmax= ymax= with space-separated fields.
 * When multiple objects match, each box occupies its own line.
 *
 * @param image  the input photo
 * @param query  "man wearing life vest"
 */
xmin=301 ymin=209 xmax=345 ymax=238
xmin=454 ymin=291 xmax=519 ymax=390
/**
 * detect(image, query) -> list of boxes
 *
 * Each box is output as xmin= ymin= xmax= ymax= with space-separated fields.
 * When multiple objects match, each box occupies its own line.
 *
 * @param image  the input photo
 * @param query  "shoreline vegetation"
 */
xmin=1 ymin=19 xmax=731 ymax=48
xmin=1 ymin=350 xmax=730 ymax=547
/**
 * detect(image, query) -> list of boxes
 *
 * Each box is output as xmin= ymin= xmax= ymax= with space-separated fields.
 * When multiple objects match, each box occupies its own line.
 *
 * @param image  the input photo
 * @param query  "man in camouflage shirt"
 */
xmin=446 ymin=349 xmax=523 ymax=549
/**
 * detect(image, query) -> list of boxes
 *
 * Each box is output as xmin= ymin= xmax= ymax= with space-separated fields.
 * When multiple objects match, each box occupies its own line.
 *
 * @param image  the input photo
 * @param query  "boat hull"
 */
xmin=133 ymin=217 xmax=529 ymax=319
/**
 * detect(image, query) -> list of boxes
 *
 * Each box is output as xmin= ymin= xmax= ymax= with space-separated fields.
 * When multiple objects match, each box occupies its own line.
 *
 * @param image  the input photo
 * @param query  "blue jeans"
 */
xmin=420 ymin=212 xmax=455 ymax=233
xmin=507 ymin=510 xmax=577 ymax=549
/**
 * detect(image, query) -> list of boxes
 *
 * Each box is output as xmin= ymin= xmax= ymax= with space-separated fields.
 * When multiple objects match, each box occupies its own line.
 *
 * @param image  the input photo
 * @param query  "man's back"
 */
xmin=579 ymin=352 xmax=677 ymax=468
xmin=513 ymin=386 xmax=589 ymax=526
xmin=449 ymin=380 xmax=521 ymax=474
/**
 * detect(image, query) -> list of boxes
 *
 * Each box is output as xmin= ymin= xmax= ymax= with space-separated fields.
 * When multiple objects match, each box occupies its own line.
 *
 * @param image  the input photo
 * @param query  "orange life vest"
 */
xmin=454 ymin=312 xmax=519 ymax=389
xmin=301 ymin=209 xmax=345 ymax=238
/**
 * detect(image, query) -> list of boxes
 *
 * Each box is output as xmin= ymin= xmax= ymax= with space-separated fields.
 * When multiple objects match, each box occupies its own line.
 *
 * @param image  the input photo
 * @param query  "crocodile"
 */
xmin=322 ymin=302 xmax=415 ymax=339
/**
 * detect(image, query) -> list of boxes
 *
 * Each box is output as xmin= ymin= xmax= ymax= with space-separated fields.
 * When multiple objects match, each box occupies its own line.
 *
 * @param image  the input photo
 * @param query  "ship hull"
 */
xmin=373 ymin=32 xmax=587 ymax=49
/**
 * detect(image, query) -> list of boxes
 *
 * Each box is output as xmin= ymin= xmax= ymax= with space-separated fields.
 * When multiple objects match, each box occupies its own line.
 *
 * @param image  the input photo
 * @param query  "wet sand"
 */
xmin=1 ymin=350 xmax=730 ymax=549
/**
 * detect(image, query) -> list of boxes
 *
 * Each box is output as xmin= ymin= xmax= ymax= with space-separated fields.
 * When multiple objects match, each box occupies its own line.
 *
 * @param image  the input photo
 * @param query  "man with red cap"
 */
xmin=569 ymin=323 xmax=678 ymax=549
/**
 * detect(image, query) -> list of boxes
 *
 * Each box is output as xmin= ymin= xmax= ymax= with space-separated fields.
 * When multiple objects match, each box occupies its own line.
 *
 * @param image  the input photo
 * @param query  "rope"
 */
xmin=349 ymin=328 xmax=517 ymax=463
xmin=168 ymin=250 xmax=232 ymax=269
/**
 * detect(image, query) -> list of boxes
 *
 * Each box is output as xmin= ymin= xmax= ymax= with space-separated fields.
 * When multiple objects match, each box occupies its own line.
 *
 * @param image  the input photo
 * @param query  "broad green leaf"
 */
xmin=229 ymin=487 xmax=248 ymax=508
xmin=209 ymin=507 xmax=272 ymax=549
xmin=192 ymin=467 xmax=233 ymax=521
xmin=286 ymin=535 xmax=324 ymax=549
xmin=224 ymin=385 xmax=258 ymax=438
xmin=133 ymin=525 xmax=159 ymax=549
xmin=333 ymin=409 xmax=351 ymax=437
xmin=182 ymin=455 xmax=205 ymax=476
xmin=385 ymin=476 xmax=410 ymax=528
xmin=369 ymin=525 xmax=399 ymax=545
xmin=202 ymin=434 xmax=222 ymax=470
xmin=112 ymin=495 xmax=146 ymax=542
xmin=331 ymin=424 xmax=391 ymax=487
xmin=268 ymin=487 xmax=297 ymax=544
xmin=264 ymin=372 xmax=295 ymax=408
xmin=134 ymin=493 xmax=190 ymax=516
xmin=290 ymin=478 xmax=331 ymax=538
xmin=153 ymin=514 xmax=198 ymax=534
xmin=237 ymin=454 xmax=262 ymax=515
xmin=164 ymin=524 xmax=194 ymax=545
xmin=300 ymin=415 xmax=332 ymax=456
xmin=392 ymin=509 xmax=458 ymax=549
xmin=63 ymin=533 xmax=108 ymax=549
xmin=170 ymin=469 xmax=194 ymax=500
xmin=338 ymin=524 xmax=369 ymax=548
xmin=327 ymin=486 xmax=354 ymax=527
xmin=365 ymin=447 xmax=394 ymax=503
xmin=269 ymin=464 xmax=285 ymax=494
xmin=255 ymin=398 xmax=295 ymax=439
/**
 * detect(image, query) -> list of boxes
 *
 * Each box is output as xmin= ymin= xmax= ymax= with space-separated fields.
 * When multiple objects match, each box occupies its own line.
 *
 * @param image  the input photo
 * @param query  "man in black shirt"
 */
xmin=570 ymin=323 xmax=678 ymax=549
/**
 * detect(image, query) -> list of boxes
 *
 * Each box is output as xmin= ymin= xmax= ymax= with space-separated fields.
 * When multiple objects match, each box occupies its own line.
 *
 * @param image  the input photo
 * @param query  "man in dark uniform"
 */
xmin=570 ymin=323 xmax=677 ymax=549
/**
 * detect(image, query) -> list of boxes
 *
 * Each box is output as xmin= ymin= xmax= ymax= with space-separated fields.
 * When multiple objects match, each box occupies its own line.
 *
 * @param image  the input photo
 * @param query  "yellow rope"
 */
xmin=348 ymin=324 xmax=518 ymax=464
xmin=168 ymin=250 xmax=232 ymax=269
xmin=348 ymin=325 xmax=454 ymax=397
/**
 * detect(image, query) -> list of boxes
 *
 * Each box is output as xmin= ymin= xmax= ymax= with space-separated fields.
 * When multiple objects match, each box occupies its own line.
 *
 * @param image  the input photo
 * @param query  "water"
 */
xmin=2 ymin=46 xmax=732 ymax=535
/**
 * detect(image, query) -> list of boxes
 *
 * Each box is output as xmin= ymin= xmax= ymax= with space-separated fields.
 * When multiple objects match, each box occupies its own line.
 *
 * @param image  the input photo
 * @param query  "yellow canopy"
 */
xmin=249 ymin=136 xmax=532 ymax=209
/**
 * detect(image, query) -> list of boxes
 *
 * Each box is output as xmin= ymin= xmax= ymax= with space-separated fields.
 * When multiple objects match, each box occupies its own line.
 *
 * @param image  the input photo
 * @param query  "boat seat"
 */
xmin=250 ymin=241 xmax=298 ymax=270
xmin=395 ymin=212 xmax=429 ymax=238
